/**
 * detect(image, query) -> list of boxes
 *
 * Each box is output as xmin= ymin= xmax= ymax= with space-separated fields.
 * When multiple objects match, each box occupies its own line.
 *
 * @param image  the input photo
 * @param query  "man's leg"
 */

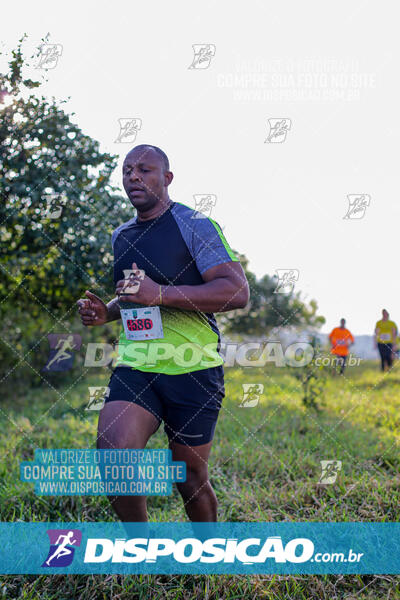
xmin=331 ymin=360 xmax=336 ymax=376
xmin=378 ymin=344 xmax=385 ymax=371
xmin=331 ymin=355 xmax=338 ymax=376
xmin=382 ymin=344 xmax=390 ymax=371
xmin=387 ymin=344 xmax=393 ymax=369
xmin=97 ymin=401 xmax=160 ymax=521
xmin=340 ymin=355 xmax=347 ymax=375
xmin=157 ymin=365 xmax=225 ymax=522
xmin=170 ymin=440 xmax=217 ymax=521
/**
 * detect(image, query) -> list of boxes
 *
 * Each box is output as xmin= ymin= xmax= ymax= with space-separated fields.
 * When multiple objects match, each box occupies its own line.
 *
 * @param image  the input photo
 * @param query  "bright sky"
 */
xmin=2 ymin=1 xmax=400 ymax=334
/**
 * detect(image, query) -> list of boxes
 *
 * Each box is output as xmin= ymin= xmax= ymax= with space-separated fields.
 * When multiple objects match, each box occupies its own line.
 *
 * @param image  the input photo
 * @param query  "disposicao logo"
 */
xmin=42 ymin=529 xmax=82 ymax=567
xmin=83 ymin=536 xmax=315 ymax=564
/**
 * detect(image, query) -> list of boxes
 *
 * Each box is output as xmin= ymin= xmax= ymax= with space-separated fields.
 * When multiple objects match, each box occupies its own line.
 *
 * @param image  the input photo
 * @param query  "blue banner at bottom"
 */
xmin=0 ymin=522 xmax=398 ymax=574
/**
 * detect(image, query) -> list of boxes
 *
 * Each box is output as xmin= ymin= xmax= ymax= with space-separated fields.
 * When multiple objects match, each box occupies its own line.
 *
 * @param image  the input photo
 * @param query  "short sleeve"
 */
xmin=170 ymin=201 xmax=239 ymax=275
xmin=191 ymin=217 xmax=239 ymax=275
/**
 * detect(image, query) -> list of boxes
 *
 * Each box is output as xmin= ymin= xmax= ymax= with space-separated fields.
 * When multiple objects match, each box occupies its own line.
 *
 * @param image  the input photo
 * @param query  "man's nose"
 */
xmin=129 ymin=169 xmax=141 ymax=182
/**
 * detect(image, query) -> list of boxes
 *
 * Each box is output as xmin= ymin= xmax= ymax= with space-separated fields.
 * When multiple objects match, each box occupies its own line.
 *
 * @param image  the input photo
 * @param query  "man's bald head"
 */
xmin=125 ymin=144 xmax=170 ymax=172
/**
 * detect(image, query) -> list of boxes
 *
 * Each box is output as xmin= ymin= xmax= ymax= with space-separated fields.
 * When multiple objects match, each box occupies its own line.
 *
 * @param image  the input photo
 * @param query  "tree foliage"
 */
xmin=0 ymin=37 xmax=130 ymax=383
xmin=0 ymin=35 xmax=131 ymax=312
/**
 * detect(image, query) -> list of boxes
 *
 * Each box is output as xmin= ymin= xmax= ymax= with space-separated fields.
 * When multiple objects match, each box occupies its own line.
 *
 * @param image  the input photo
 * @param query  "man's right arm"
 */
xmin=106 ymin=297 xmax=121 ymax=322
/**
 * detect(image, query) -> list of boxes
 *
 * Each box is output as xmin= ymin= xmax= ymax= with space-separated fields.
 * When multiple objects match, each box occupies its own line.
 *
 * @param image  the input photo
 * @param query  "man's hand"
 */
xmin=115 ymin=262 xmax=160 ymax=306
xmin=77 ymin=291 xmax=108 ymax=326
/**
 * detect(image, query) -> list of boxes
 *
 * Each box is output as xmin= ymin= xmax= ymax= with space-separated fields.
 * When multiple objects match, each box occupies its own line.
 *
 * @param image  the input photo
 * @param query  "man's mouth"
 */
xmin=129 ymin=187 xmax=145 ymax=194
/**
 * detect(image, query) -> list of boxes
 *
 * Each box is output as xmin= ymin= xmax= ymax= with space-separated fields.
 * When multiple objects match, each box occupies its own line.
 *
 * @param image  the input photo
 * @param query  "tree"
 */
xmin=0 ymin=35 xmax=131 ymax=312
xmin=0 ymin=36 xmax=132 ymax=384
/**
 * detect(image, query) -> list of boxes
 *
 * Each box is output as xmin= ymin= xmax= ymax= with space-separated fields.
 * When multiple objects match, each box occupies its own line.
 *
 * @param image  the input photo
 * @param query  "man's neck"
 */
xmin=136 ymin=198 xmax=172 ymax=222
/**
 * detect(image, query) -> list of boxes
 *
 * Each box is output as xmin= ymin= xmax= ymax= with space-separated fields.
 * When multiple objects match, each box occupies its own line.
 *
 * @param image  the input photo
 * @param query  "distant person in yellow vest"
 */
xmin=374 ymin=309 xmax=397 ymax=372
xmin=329 ymin=318 xmax=354 ymax=375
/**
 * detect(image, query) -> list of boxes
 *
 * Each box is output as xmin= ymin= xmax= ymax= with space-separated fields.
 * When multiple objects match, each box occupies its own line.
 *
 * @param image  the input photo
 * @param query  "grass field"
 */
xmin=1 ymin=360 xmax=400 ymax=599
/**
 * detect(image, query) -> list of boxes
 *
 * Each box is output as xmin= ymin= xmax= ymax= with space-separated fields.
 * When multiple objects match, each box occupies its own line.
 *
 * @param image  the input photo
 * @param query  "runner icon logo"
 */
xmin=120 ymin=269 xmax=145 ymax=295
xmin=192 ymin=194 xmax=217 ymax=218
xmin=273 ymin=269 xmax=299 ymax=294
xmin=265 ymin=118 xmax=291 ymax=143
xmin=85 ymin=386 xmax=110 ymax=411
xmin=319 ymin=460 xmax=342 ymax=484
xmin=42 ymin=529 xmax=82 ymax=567
xmin=343 ymin=194 xmax=371 ymax=220
xmin=240 ymin=383 xmax=264 ymax=407
xmin=41 ymin=192 xmax=66 ymax=219
xmin=42 ymin=334 xmax=82 ymax=372
xmin=188 ymin=44 xmax=216 ymax=70
xmin=114 ymin=118 xmax=142 ymax=144
xmin=35 ymin=44 xmax=63 ymax=70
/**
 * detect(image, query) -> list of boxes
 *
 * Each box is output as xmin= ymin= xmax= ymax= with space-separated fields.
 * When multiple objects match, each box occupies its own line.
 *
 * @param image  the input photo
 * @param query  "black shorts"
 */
xmin=377 ymin=343 xmax=393 ymax=367
xmin=105 ymin=365 xmax=225 ymax=446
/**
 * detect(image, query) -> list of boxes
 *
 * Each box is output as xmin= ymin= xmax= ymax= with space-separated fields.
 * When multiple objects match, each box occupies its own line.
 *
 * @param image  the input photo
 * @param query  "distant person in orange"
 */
xmin=374 ymin=309 xmax=397 ymax=372
xmin=329 ymin=318 xmax=355 ymax=375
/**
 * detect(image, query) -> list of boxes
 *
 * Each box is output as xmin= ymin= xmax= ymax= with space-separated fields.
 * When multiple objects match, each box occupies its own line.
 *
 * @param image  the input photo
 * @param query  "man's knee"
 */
xmin=176 ymin=466 xmax=212 ymax=501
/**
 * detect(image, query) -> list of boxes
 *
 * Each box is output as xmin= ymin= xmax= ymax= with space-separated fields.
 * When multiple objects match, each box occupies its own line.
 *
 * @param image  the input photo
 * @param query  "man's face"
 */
xmin=340 ymin=319 xmax=345 ymax=328
xmin=382 ymin=310 xmax=389 ymax=320
xmin=122 ymin=148 xmax=170 ymax=211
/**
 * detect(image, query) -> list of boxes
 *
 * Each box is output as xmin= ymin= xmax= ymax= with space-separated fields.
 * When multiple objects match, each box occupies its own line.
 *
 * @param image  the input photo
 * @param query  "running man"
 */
xmin=374 ymin=309 xmax=397 ymax=372
xmin=328 ymin=318 xmax=354 ymax=375
xmin=77 ymin=144 xmax=249 ymax=522
xmin=45 ymin=531 xmax=77 ymax=566
xmin=44 ymin=335 xmax=76 ymax=371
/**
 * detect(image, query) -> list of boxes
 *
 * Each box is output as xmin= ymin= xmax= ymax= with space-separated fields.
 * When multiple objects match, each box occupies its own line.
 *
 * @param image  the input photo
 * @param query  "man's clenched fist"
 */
xmin=76 ymin=291 xmax=108 ymax=327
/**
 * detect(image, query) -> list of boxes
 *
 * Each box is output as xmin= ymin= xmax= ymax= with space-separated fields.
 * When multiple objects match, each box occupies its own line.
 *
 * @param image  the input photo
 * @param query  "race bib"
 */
xmin=380 ymin=333 xmax=391 ymax=341
xmin=121 ymin=306 xmax=164 ymax=341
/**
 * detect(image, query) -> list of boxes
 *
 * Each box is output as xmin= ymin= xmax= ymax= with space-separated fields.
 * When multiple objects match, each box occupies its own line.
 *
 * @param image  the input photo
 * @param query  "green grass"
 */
xmin=1 ymin=361 xmax=400 ymax=598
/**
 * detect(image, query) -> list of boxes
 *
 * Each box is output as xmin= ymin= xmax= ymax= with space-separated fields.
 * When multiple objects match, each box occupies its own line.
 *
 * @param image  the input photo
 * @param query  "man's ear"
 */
xmin=165 ymin=171 xmax=174 ymax=186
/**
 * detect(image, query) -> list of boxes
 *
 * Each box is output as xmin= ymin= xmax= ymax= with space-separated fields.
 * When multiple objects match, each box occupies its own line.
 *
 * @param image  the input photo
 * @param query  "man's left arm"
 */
xmin=161 ymin=261 xmax=249 ymax=313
